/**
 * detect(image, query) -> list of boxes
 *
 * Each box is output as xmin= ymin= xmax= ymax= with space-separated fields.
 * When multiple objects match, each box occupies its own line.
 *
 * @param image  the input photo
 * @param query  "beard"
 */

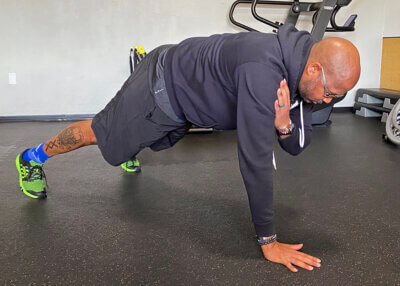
xmin=298 ymin=76 xmax=321 ymax=104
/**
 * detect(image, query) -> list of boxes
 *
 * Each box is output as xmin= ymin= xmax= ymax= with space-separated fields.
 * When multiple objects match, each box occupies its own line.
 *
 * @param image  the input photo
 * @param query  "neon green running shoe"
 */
xmin=121 ymin=158 xmax=141 ymax=173
xmin=16 ymin=150 xmax=47 ymax=199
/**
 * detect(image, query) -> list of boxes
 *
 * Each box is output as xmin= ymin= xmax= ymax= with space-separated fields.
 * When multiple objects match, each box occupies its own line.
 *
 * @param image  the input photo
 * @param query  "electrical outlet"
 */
xmin=9 ymin=73 xmax=16 ymax=85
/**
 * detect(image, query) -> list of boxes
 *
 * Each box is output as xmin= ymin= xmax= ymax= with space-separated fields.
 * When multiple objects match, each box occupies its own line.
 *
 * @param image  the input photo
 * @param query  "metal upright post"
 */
xmin=310 ymin=0 xmax=337 ymax=41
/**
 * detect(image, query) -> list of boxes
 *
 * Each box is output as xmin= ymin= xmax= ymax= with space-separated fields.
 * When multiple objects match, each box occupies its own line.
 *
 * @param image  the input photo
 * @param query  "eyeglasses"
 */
xmin=321 ymin=66 xmax=343 ymax=99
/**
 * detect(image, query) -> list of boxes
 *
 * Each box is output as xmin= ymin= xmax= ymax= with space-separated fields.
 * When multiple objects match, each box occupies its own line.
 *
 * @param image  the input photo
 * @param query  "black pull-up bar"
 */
xmin=229 ymin=0 xmax=294 ymax=32
xmin=251 ymin=0 xmax=321 ymax=29
xmin=229 ymin=0 xmax=356 ymax=37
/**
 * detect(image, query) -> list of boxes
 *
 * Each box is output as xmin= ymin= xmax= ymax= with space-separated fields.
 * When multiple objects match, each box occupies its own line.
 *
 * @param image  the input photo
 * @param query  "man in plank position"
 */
xmin=16 ymin=24 xmax=361 ymax=272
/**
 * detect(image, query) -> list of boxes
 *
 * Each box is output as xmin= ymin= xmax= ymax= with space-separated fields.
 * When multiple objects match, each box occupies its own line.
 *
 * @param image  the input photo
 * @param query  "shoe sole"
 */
xmin=15 ymin=154 xmax=47 ymax=199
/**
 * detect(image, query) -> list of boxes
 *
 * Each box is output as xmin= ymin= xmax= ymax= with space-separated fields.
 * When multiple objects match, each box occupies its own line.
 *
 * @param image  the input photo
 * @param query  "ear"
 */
xmin=307 ymin=62 xmax=322 ymax=75
xmin=300 ymin=61 xmax=322 ymax=82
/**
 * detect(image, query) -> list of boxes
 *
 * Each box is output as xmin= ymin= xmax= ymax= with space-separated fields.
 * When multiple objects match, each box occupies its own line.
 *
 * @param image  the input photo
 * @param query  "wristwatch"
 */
xmin=277 ymin=120 xmax=294 ymax=136
xmin=257 ymin=234 xmax=278 ymax=245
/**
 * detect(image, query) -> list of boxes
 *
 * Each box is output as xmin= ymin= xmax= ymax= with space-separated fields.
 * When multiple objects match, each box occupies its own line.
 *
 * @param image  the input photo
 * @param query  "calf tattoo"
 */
xmin=45 ymin=126 xmax=84 ymax=152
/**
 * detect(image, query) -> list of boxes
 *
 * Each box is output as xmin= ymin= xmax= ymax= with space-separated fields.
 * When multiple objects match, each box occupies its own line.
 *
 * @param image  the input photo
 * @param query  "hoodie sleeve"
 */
xmin=235 ymin=62 xmax=283 ymax=237
xmin=277 ymin=101 xmax=313 ymax=155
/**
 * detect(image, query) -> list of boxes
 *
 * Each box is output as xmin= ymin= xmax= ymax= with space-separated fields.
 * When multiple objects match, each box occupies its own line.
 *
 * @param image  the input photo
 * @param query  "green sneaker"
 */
xmin=16 ymin=150 xmax=47 ymax=199
xmin=121 ymin=158 xmax=141 ymax=173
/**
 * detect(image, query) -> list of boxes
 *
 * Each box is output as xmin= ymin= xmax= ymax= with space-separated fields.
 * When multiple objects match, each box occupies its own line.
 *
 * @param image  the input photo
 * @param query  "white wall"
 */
xmin=0 ymin=0 xmax=393 ymax=115
xmin=328 ymin=0 xmax=386 ymax=107
xmin=383 ymin=0 xmax=400 ymax=37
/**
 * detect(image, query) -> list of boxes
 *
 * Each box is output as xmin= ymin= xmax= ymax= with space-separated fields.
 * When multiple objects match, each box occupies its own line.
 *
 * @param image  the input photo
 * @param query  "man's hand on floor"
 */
xmin=261 ymin=241 xmax=321 ymax=272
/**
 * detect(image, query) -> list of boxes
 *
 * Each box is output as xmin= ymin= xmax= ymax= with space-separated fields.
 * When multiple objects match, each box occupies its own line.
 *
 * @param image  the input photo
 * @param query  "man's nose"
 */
xmin=323 ymin=97 xmax=333 ymax=104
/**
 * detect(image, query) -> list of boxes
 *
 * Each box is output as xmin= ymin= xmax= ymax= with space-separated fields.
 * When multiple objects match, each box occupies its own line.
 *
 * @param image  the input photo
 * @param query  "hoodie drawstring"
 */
xmin=273 ymin=100 xmax=305 ymax=171
xmin=299 ymin=101 xmax=305 ymax=148
xmin=289 ymin=100 xmax=305 ymax=148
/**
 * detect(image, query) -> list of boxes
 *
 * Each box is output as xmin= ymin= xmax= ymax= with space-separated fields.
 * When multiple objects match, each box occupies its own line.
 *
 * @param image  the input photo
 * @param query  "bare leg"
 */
xmin=43 ymin=120 xmax=97 ymax=157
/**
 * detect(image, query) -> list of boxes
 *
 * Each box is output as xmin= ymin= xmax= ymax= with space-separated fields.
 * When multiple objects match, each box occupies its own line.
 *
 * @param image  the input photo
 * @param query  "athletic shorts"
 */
xmin=91 ymin=45 xmax=190 ymax=166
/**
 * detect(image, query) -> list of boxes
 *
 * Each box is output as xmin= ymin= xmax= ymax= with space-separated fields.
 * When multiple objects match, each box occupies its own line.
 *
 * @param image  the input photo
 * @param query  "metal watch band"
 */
xmin=277 ymin=120 xmax=294 ymax=136
xmin=257 ymin=234 xmax=278 ymax=245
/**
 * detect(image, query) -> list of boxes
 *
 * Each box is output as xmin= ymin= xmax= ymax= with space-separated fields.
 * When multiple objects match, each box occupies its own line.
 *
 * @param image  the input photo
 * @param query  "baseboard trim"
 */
xmin=0 ymin=114 xmax=95 ymax=123
xmin=0 ymin=107 xmax=353 ymax=123
xmin=332 ymin=107 xmax=353 ymax=113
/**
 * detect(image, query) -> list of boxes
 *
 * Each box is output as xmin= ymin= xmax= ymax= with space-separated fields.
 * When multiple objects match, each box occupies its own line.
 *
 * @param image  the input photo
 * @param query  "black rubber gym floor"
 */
xmin=0 ymin=112 xmax=399 ymax=285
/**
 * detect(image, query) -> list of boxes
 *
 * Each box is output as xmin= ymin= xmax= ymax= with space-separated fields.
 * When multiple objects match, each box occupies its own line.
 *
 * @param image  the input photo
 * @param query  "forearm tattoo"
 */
xmin=45 ymin=126 xmax=84 ymax=152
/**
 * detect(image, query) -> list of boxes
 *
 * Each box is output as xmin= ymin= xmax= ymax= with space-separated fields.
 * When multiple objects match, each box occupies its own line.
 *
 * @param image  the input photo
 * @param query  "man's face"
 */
xmin=298 ymin=67 xmax=346 ymax=105
xmin=298 ymin=75 xmax=328 ymax=104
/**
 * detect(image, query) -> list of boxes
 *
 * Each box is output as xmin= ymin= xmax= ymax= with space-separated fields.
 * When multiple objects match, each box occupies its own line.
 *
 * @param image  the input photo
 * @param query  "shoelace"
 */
xmin=29 ymin=165 xmax=48 ymax=187
xmin=126 ymin=159 xmax=139 ymax=167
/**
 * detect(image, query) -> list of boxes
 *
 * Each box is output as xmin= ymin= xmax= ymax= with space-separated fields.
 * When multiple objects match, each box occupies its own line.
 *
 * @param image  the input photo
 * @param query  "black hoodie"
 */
xmin=164 ymin=24 xmax=314 ymax=236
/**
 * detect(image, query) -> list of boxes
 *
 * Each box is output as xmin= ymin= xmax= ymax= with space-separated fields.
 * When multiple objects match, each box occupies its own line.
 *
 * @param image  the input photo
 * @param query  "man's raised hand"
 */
xmin=274 ymin=79 xmax=291 ymax=129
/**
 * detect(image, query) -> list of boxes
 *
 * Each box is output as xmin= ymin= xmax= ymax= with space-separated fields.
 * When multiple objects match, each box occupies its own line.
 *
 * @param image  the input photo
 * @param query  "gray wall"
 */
xmin=0 ymin=0 xmax=396 ymax=116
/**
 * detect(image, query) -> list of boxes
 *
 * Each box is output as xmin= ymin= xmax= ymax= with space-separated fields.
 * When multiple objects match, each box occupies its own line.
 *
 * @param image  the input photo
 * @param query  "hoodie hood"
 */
xmin=277 ymin=24 xmax=315 ymax=101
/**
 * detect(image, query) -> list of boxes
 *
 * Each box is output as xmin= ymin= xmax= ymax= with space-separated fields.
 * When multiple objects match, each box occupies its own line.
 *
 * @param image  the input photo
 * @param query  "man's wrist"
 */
xmin=276 ymin=120 xmax=294 ymax=136
xmin=261 ymin=240 xmax=277 ymax=250
xmin=257 ymin=234 xmax=278 ymax=245
xmin=276 ymin=119 xmax=291 ymax=130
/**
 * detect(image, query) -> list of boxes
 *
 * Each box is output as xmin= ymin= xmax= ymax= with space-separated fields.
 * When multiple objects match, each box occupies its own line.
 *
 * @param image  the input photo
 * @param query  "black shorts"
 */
xmin=91 ymin=45 xmax=190 ymax=166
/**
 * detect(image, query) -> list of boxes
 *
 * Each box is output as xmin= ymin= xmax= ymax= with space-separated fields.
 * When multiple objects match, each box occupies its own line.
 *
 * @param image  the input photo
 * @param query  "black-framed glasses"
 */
xmin=321 ymin=66 xmax=342 ymax=99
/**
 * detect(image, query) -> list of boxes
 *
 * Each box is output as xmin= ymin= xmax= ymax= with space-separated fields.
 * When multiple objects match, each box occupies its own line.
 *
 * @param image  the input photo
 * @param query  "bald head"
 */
xmin=309 ymin=37 xmax=361 ymax=92
xmin=298 ymin=37 xmax=361 ymax=104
